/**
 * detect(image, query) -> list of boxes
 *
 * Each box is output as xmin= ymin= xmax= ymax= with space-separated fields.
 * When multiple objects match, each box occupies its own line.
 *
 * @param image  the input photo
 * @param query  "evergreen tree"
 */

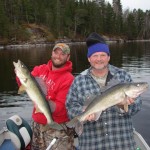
xmin=126 ymin=12 xmax=138 ymax=39
xmin=104 ymin=2 xmax=115 ymax=34
xmin=0 ymin=0 xmax=150 ymax=41
xmin=112 ymin=0 xmax=123 ymax=34
xmin=0 ymin=0 xmax=10 ymax=38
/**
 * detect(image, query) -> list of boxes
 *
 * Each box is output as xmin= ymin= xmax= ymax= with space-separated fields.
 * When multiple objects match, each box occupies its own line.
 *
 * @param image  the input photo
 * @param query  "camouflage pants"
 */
xmin=30 ymin=121 xmax=75 ymax=150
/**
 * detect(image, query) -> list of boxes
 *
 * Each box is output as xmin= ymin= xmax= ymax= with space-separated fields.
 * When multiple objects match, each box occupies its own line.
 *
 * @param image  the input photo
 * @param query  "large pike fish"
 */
xmin=66 ymin=82 xmax=149 ymax=135
xmin=13 ymin=60 xmax=63 ymax=130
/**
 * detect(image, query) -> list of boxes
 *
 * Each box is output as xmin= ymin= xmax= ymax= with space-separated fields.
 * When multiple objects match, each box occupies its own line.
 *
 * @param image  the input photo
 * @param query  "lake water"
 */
xmin=0 ymin=42 xmax=150 ymax=146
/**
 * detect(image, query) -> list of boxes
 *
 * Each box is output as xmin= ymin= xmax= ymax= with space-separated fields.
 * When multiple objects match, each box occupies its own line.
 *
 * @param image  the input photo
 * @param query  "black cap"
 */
xmin=86 ymin=32 xmax=106 ymax=47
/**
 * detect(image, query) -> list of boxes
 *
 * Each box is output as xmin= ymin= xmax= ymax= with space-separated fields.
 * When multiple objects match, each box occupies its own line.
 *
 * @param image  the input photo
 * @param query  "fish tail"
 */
xmin=47 ymin=118 xmax=53 ymax=125
xmin=75 ymin=120 xmax=83 ymax=136
xmin=66 ymin=118 xmax=78 ymax=128
xmin=49 ymin=122 xmax=64 ymax=130
xmin=66 ymin=118 xmax=83 ymax=136
xmin=41 ymin=122 xmax=64 ymax=132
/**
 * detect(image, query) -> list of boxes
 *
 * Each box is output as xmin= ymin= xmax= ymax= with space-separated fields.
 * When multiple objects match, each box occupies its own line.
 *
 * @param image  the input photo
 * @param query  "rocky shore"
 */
xmin=0 ymin=41 xmax=86 ymax=50
xmin=0 ymin=38 xmax=150 ymax=50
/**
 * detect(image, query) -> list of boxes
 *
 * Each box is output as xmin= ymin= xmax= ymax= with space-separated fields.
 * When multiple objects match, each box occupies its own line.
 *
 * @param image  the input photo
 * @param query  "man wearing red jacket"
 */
xmin=28 ymin=43 xmax=74 ymax=150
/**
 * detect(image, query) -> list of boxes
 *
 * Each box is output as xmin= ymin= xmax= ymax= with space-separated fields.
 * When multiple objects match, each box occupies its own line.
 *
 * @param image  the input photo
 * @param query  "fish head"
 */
xmin=124 ymin=82 xmax=149 ymax=98
xmin=13 ymin=60 xmax=30 ymax=84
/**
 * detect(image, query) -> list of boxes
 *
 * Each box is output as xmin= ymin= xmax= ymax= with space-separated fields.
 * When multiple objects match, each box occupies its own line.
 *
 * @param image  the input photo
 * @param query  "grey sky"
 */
xmin=107 ymin=0 xmax=150 ymax=11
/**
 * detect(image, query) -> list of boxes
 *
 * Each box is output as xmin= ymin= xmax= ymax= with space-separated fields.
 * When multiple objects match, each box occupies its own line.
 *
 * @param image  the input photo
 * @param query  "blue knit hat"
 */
xmin=87 ymin=43 xmax=110 ymax=57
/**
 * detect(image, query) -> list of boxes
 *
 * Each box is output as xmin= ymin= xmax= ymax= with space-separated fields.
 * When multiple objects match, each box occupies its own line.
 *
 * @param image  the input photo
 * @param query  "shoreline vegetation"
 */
xmin=0 ymin=23 xmax=150 ymax=50
xmin=0 ymin=1 xmax=150 ymax=49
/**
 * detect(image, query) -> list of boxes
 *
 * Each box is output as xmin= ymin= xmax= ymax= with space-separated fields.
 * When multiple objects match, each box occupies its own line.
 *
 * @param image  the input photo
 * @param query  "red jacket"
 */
xmin=29 ymin=60 xmax=74 ymax=124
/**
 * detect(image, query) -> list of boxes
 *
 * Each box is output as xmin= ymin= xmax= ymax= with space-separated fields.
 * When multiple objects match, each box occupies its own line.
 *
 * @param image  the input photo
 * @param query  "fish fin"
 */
xmin=41 ymin=123 xmax=64 ymax=132
xmin=123 ymin=95 xmax=129 ymax=112
xmin=35 ymin=77 xmax=56 ymax=112
xmin=66 ymin=118 xmax=83 ymax=136
xmin=75 ymin=121 xmax=84 ymax=136
xmin=66 ymin=118 xmax=78 ymax=128
xmin=124 ymin=103 xmax=128 ymax=112
xmin=95 ymin=111 xmax=102 ymax=121
xmin=101 ymin=79 xmax=120 ymax=92
xmin=49 ymin=122 xmax=64 ymax=130
xmin=48 ymin=100 xmax=56 ymax=112
xmin=35 ymin=77 xmax=47 ymax=96
xmin=18 ymin=85 xmax=26 ymax=94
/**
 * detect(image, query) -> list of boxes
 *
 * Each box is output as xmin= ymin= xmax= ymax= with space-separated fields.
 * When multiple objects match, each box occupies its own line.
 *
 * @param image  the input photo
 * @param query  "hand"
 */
xmin=126 ymin=97 xmax=135 ymax=105
xmin=118 ymin=97 xmax=135 ymax=106
xmin=117 ymin=97 xmax=135 ymax=111
xmin=34 ymin=105 xmax=42 ymax=113
xmin=85 ymin=113 xmax=96 ymax=121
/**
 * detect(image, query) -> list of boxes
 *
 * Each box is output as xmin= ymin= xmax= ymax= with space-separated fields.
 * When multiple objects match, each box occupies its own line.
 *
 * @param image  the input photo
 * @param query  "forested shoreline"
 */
xmin=0 ymin=0 xmax=150 ymax=45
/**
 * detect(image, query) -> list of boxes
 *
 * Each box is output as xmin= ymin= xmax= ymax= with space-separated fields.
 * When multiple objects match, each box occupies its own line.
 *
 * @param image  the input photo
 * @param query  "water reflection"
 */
xmin=0 ymin=91 xmax=32 ymax=128
xmin=0 ymin=92 xmax=30 ymax=108
xmin=0 ymin=42 xmax=150 ymax=145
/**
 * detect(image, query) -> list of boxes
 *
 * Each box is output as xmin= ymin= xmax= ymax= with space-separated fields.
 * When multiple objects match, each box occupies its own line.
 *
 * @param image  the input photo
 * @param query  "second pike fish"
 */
xmin=66 ymin=82 xmax=149 ymax=135
xmin=13 ymin=60 xmax=63 ymax=130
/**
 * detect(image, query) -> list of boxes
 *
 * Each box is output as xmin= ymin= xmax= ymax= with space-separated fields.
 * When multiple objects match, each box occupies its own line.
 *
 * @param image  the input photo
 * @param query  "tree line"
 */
xmin=0 ymin=0 xmax=150 ymax=43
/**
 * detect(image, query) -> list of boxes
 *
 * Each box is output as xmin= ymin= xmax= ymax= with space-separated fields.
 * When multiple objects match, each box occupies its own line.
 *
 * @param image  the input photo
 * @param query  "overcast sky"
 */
xmin=106 ymin=0 xmax=150 ymax=11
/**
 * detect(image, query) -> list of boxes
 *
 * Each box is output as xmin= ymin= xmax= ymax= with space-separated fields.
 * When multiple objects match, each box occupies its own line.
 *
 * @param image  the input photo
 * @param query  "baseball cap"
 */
xmin=53 ymin=43 xmax=70 ymax=54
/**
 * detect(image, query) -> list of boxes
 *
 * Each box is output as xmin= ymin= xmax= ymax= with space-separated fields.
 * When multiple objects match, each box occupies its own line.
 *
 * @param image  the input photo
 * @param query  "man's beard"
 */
xmin=51 ymin=58 xmax=67 ymax=68
xmin=92 ymin=64 xmax=108 ymax=71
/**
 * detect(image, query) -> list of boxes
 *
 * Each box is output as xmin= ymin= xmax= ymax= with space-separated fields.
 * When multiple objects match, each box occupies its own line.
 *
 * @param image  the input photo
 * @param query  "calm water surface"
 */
xmin=0 ymin=42 xmax=150 ymax=145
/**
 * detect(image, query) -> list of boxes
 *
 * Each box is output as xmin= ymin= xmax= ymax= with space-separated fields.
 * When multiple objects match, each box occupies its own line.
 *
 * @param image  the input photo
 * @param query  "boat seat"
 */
xmin=6 ymin=115 xmax=32 ymax=150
